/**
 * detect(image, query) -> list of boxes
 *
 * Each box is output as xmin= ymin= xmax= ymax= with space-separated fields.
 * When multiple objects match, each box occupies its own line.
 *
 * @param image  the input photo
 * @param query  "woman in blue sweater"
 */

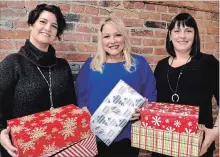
xmin=75 ymin=16 xmax=157 ymax=157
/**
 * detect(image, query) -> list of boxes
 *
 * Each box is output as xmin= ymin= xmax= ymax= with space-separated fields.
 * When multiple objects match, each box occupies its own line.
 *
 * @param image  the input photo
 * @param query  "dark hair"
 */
xmin=166 ymin=13 xmax=201 ymax=58
xmin=27 ymin=4 xmax=66 ymax=40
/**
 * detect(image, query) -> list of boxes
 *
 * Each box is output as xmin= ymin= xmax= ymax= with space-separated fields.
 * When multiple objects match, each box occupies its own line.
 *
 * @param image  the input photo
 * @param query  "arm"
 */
xmin=75 ymin=58 xmax=91 ymax=108
xmin=141 ymin=57 xmax=157 ymax=102
xmin=199 ymin=55 xmax=219 ymax=156
xmin=0 ymin=55 xmax=19 ymax=156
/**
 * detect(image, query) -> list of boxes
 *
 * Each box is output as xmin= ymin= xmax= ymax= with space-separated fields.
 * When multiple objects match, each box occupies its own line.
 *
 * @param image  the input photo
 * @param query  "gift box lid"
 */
xmin=141 ymin=102 xmax=199 ymax=118
xmin=7 ymin=104 xmax=91 ymax=156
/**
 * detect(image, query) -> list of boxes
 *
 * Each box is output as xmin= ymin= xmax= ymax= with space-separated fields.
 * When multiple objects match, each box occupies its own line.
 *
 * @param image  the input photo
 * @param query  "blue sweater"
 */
xmin=75 ymin=54 xmax=157 ymax=142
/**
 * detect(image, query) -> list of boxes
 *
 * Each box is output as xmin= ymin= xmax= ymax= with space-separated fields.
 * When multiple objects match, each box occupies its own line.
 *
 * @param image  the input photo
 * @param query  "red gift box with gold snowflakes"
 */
xmin=140 ymin=102 xmax=199 ymax=134
xmin=7 ymin=104 xmax=91 ymax=157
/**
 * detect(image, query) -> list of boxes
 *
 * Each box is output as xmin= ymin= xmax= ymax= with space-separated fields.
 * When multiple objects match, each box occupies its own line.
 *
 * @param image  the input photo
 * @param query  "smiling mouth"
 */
xmin=41 ymin=32 xmax=50 ymax=37
xmin=109 ymin=45 xmax=119 ymax=49
xmin=178 ymin=41 xmax=188 ymax=44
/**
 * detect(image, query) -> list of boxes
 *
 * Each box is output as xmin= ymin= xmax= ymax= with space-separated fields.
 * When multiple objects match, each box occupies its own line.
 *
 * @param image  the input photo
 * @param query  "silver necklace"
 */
xmin=37 ymin=66 xmax=54 ymax=110
xmin=167 ymin=56 xmax=191 ymax=102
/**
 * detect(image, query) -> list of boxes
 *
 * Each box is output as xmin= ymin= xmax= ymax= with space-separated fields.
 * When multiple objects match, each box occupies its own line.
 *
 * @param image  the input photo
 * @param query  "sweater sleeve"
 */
xmin=140 ymin=56 xmax=157 ymax=102
xmin=0 ymin=55 xmax=19 ymax=129
xmin=75 ymin=58 xmax=92 ymax=108
xmin=210 ymin=55 xmax=219 ymax=105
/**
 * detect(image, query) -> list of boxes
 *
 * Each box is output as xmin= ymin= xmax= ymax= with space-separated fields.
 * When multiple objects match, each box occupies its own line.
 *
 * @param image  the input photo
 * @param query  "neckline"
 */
xmin=167 ymin=57 xmax=191 ymax=69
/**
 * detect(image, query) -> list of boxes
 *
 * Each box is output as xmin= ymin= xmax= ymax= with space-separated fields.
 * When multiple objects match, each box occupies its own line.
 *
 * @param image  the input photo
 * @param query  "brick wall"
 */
xmin=0 ymin=1 xmax=219 ymax=157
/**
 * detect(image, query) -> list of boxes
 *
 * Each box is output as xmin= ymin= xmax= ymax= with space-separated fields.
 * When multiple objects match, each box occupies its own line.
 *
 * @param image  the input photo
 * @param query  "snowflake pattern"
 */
xmin=71 ymin=109 xmax=83 ymax=115
xmin=42 ymin=117 xmax=57 ymax=124
xmin=60 ymin=118 xmax=77 ymax=140
xmin=174 ymin=120 xmax=181 ymax=127
xmin=11 ymin=125 xmax=24 ymax=134
xmin=184 ymin=128 xmax=195 ymax=135
xmin=50 ymin=108 xmax=63 ymax=115
xmin=165 ymin=119 xmax=170 ymax=123
xmin=20 ymin=115 xmax=35 ymax=122
xmin=166 ymin=126 xmax=175 ymax=132
xmin=152 ymin=116 xmax=161 ymax=126
xmin=43 ymin=142 xmax=57 ymax=154
xmin=144 ymin=116 xmax=149 ymax=121
xmin=60 ymin=127 xmax=75 ymax=140
xmin=80 ymin=131 xmax=90 ymax=139
xmin=52 ymin=127 xmax=58 ymax=133
xmin=45 ymin=134 xmax=52 ymax=140
xmin=81 ymin=118 xmax=88 ymax=128
xmin=31 ymin=123 xmax=37 ymax=127
xmin=188 ymin=121 xmax=192 ymax=127
xmin=17 ymin=139 xmax=35 ymax=153
xmin=28 ymin=126 xmax=47 ymax=141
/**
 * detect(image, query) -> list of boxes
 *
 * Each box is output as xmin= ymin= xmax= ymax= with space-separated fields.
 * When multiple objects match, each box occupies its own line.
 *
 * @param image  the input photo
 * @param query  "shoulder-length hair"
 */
xmin=91 ymin=16 xmax=136 ymax=73
xmin=166 ymin=13 xmax=201 ymax=59
xmin=27 ymin=4 xmax=66 ymax=40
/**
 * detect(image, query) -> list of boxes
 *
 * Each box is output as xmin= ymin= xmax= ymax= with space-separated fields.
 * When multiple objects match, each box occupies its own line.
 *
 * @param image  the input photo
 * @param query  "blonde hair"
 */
xmin=91 ymin=16 xmax=136 ymax=73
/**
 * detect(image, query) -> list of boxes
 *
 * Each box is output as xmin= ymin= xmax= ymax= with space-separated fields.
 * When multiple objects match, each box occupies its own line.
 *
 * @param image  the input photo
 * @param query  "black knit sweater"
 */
xmin=0 ymin=39 xmax=77 ymax=128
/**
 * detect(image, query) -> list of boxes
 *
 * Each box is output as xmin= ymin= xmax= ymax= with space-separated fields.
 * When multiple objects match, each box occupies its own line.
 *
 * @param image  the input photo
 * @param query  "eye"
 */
xmin=116 ymin=34 xmax=122 ymax=37
xmin=52 ymin=25 xmax=58 ymax=29
xmin=104 ymin=36 xmax=110 ymax=38
xmin=174 ymin=30 xmax=180 ymax=33
xmin=186 ymin=30 xmax=193 ymax=33
xmin=39 ymin=20 xmax=46 ymax=24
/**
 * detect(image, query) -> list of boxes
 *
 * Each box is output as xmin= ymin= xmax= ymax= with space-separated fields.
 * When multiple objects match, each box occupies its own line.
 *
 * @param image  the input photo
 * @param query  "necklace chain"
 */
xmin=37 ymin=66 xmax=54 ymax=110
xmin=167 ymin=56 xmax=191 ymax=102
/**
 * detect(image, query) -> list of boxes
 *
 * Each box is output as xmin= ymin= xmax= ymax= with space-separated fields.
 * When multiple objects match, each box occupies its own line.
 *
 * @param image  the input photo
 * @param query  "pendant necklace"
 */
xmin=37 ymin=66 xmax=54 ymax=110
xmin=167 ymin=56 xmax=191 ymax=103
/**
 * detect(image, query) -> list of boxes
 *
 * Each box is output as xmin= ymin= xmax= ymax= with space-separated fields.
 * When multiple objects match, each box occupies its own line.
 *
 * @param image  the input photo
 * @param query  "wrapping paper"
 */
xmin=131 ymin=121 xmax=203 ymax=157
xmin=141 ymin=102 xmax=199 ymax=134
xmin=7 ymin=104 xmax=91 ymax=157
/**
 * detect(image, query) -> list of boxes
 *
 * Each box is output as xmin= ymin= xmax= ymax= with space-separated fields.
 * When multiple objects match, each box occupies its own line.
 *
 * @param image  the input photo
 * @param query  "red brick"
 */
xmin=75 ymin=25 xmax=97 ymax=33
xmin=92 ymin=35 xmax=98 ymax=43
xmin=99 ymin=8 xmax=110 ymax=15
xmin=138 ymin=12 xmax=149 ymax=20
xmin=63 ymin=33 xmax=90 ymax=42
xmin=0 ymin=1 xmax=7 ymax=7
xmin=123 ymin=1 xmax=135 ymax=9
xmin=132 ymin=47 xmax=153 ymax=54
xmin=91 ymin=17 xmax=105 ymax=24
xmin=56 ymin=53 xmax=90 ymax=62
xmin=112 ymin=9 xmax=126 ymax=17
xmin=143 ymin=39 xmax=165 ymax=46
xmin=0 ymin=8 xmax=26 ymax=17
xmin=7 ymin=1 xmax=25 ymax=9
xmin=131 ymin=30 xmax=154 ymax=37
xmin=52 ymin=43 xmax=76 ymax=51
xmin=154 ymin=48 xmax=167 ymax=55
xmin=85 ymin=6 xmax=99 ymax=15
xmin=24 ymin=1 xmax=39 ymax=9
xmin=0 ymin=30 xmax=29 ymax=39
xmin=148 ymin=13 xmax=161 ymax=21
xmin=203 ymin=35 xmax=214 ymax=43
xmin=71 ymin=4 xmax=85 ymax=13
xmin=207 ymin=27 xmax=219 ymax=34
xmin=15 ymin=41 xmax=25 ymax=50
xmin=0 ymin=41 xmax=14 ymax=50
xmin=79 ymin=15 xmax=90 ymax=23
xmin=76 ymin=43 xmax=96 ymax=52
xmin=145 ymin=4 xmax=156 ymax=11
xmin=145 ymin=55 xmax=167 ymax=64
xmin=13 ymin=20 xmax=29 ymax=29
xmin=155 ymin=30 xmax=167 ymax=38
xmin=134 ymin=2 xmax=145 ymax=9
xmin=125 ymin=10 xmax=138 ymax=18
xmin=205 ymin=43 xmax=219 ymax=50
xmin=161 ymin=14 xmax=173 ymax=22
xmin=195 ymin=11 xmax=206 ymax=19
xmin=123 ymin=19 xmax=142 ymax=27
xmin=156 ymin=5 xmax=167 ymax=13
xmin=168 ymin=7 xmax=179 ymax=14
xmin=59 ymin=4 xmax=70 ymax=12
xmin=131 ymin=38 xmax=142 ymax=45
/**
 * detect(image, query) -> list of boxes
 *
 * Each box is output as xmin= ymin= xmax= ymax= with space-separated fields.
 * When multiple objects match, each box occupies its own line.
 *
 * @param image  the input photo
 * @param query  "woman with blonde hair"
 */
xmin=76 ymin=16 xmax=157 ymax=157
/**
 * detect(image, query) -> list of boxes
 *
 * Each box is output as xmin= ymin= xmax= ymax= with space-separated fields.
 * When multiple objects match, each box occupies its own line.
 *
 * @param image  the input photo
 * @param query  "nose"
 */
xmin=44 ymin=24 xmax=51 ymax=31
xmin=110 ymin=36 xmax=116 ymax=43
xmin=180 ymin=31 xmax=186 ymax=38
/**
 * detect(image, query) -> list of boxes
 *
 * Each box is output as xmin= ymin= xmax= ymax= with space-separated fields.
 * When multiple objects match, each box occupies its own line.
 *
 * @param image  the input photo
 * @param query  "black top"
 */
xmin=154 ymin=53 xmax=219 ymax=152
xmin=0 ymin=39 xmax=77 ymax=128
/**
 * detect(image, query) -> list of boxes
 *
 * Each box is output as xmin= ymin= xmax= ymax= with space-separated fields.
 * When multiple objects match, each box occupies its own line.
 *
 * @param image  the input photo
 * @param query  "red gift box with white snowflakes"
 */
xmin=7 ymin=104 xmax=91 ymax=157
xmin=140 ymin=102 xmax=199 ymax=134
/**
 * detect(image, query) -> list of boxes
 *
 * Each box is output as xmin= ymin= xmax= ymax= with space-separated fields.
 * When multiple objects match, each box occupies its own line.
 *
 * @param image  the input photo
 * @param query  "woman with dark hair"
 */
xmin=0 ymin=4 xmax=77 ymax=157
xmin=153 ymin=13 xmax=219 ymax=157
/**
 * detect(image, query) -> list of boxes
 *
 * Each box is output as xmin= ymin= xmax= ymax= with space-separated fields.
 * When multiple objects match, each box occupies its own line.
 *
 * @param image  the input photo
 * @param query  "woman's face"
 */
xmin=101 ymin=23 xmax=125 ymax=57
xmin=29 ymin=11 xmax=58 ymax=48
xmin=170 ymin=22 xmax=195 ymax=55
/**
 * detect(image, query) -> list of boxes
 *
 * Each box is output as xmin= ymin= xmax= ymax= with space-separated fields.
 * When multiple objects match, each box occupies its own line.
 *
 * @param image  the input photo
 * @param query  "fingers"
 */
xmin=0 ymin=127 xmax=18 ymax=157
xmin=199 ymin=141 xmax=208 ymax=156
xmin=130 ymin=108 xmax=141 ymax=121
xmin=82 ymin=106 xmax=91 ymax=115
